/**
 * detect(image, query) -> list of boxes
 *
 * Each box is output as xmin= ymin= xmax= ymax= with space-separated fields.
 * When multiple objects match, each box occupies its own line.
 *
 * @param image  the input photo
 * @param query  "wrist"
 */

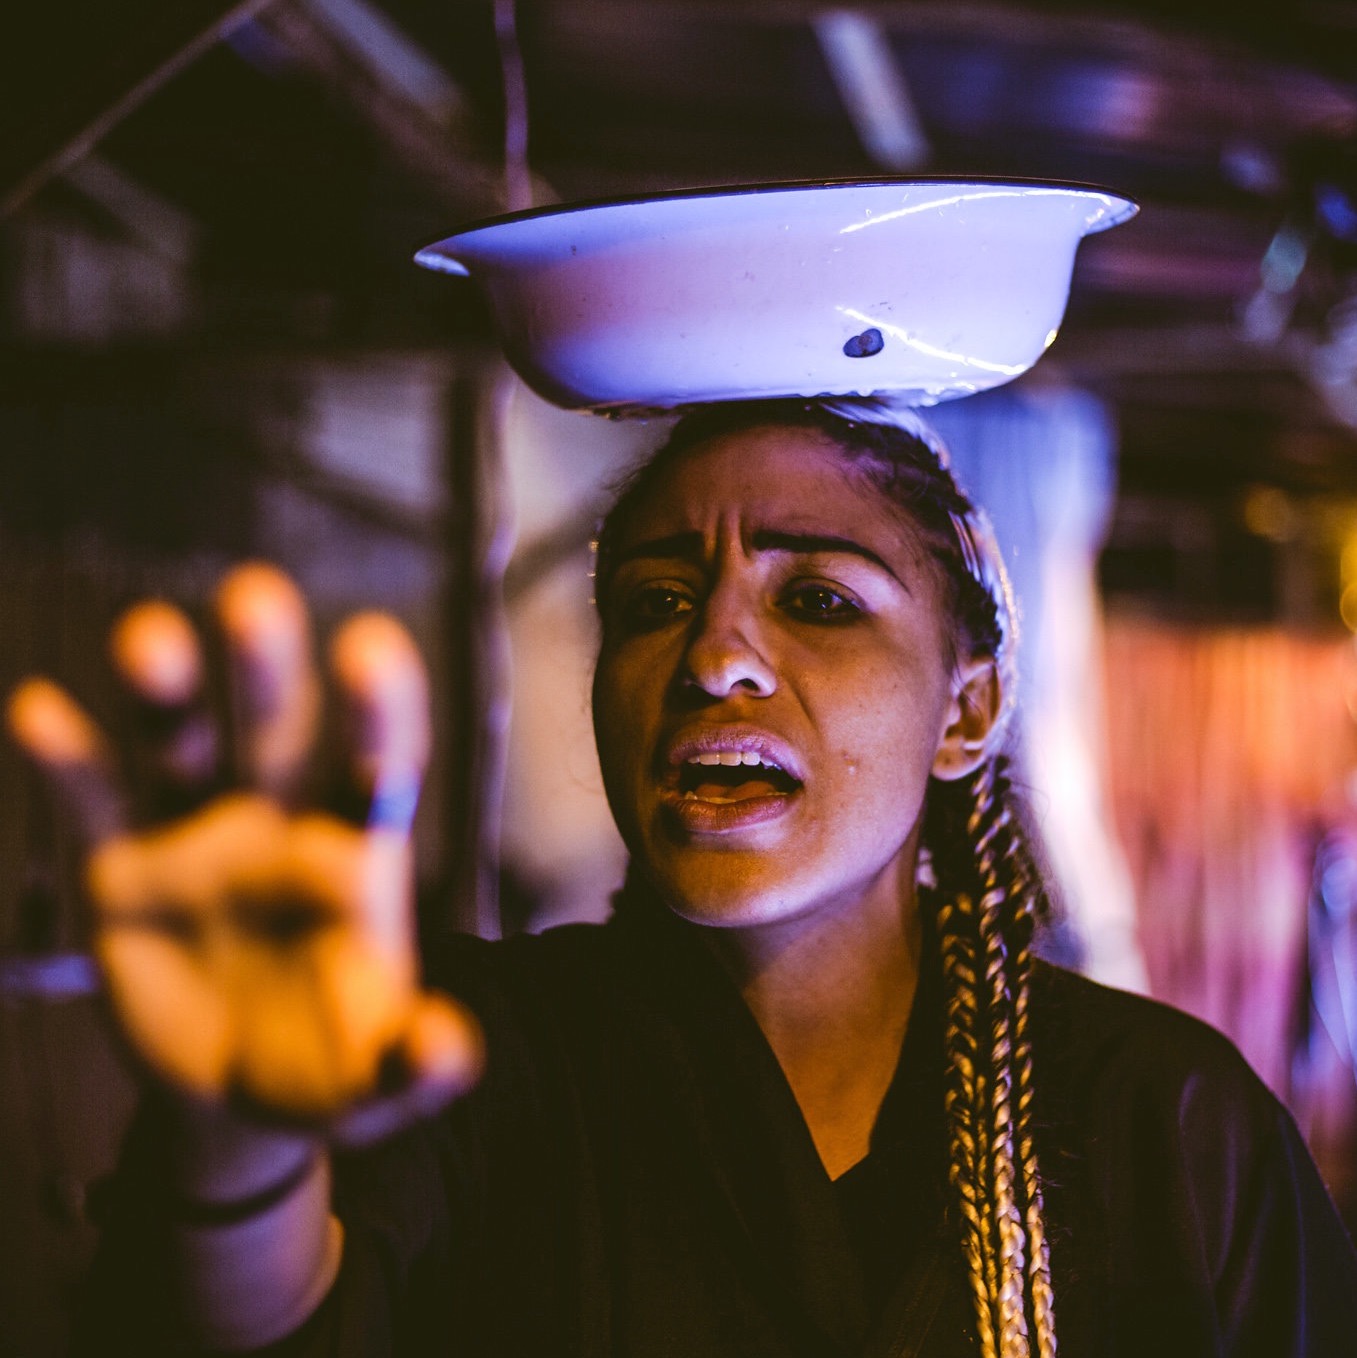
xmin=159 ymin=1089 xmax=322 ymax=1207
xmin=174 ymin=1153 xmax=342 ymax=1351
xmin=174 ymin=1148 xmax=322 ymax=1227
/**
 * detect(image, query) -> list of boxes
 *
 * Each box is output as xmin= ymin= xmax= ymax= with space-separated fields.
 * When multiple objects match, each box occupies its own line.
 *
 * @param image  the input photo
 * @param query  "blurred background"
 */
xmin=6 ymin=0 xmax=1357 ymax=1351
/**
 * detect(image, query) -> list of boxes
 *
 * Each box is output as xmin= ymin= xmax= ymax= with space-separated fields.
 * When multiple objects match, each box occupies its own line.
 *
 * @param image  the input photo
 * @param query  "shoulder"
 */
xmin=1029 ymin=967 xmax=1357 ymax=1343
xmin=1030 ymin=959 xmax=1272 ymax=1120
xmin=1029 ymin=961 xmax=1305 ymax=1239
xmin=1027 ymin=959 xmax=1302 ymax=1217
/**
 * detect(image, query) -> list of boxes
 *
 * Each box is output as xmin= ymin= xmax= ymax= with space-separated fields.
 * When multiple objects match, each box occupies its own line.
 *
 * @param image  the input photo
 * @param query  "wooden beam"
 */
xmin=1 ymin=0 xmax=279 ymax=219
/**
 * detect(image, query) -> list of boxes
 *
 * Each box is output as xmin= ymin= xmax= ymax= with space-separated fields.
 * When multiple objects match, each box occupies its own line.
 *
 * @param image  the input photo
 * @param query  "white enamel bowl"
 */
xmin=415 ymin=179 xmax=1136 ymax=413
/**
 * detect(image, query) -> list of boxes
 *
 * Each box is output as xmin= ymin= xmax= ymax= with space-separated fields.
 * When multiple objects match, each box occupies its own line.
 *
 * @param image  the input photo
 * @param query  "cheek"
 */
xmin=826 ymin=665 xmax=951 ymax=796
xmin=590 ymin=655 xmax=626 ymax=777
xmin=591 ymin=642 xmax=658 ymax=801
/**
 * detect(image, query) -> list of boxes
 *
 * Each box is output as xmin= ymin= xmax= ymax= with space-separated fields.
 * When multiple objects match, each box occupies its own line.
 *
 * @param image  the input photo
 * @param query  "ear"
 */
xmin=931 ymin=654 xmax=1003 ymax=782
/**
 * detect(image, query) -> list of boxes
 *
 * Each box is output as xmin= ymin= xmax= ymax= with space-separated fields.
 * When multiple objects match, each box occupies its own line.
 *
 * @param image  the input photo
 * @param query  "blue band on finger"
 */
xmin=366 ymin=772 xmax=421 ymax=834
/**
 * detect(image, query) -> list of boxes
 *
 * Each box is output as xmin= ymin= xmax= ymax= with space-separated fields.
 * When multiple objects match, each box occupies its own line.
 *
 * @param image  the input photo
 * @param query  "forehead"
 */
xmin=617 ymin=424 xmax=915 ymax=550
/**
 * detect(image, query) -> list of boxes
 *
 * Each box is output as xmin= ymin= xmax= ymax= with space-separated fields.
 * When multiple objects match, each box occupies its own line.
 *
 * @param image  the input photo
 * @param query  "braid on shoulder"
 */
xmin=935 ymin=878 xmax=997 ymax=1357
xmin=998 ymin=800 xmax=1057 ymax=1358
xmin=928 ymin=756 xmax=1056 ymax=1358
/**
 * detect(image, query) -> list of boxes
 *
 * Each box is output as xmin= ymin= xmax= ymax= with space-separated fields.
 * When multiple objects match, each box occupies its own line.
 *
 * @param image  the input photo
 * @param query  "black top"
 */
xmin=82 ymin=905 xmax=1357 ymax=1356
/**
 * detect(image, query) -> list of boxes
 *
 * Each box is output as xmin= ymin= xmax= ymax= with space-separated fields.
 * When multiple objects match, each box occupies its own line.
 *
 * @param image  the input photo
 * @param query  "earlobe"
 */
xmin=931 ymin=655 xmax=1003 ymax=782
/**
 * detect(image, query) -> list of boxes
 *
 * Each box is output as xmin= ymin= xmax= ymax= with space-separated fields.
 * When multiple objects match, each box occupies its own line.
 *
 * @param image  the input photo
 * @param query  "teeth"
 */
xmin=687 ymin=750 xmax=773 ymax=768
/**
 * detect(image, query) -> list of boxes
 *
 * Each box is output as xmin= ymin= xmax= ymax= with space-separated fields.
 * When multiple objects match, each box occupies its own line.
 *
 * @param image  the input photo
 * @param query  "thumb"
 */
xmin=329 ymin=992 xmax=483 ymax=1148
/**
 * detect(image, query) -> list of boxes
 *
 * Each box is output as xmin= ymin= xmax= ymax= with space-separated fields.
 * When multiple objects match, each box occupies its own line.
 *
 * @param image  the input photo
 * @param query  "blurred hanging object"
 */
xmin=435 ymin=367 xmax=517 ymax=941
xmin=448 ymin=0 xmax=536 ymax=935
xmin=495 ymin=0 xmax=533 ymax=213
xmin=1239 ymin=213 xmax=1313 ymax=347
xmin=813 ymin=10 xmax=930 ymax=171
xmin=1242 ymin=137 xmax=1357 ymax=431
xmin=1292 ymin=825 xmax=1357 ymax=1223
xmin=1303 ymin=829 xmax=1357 ymax=1081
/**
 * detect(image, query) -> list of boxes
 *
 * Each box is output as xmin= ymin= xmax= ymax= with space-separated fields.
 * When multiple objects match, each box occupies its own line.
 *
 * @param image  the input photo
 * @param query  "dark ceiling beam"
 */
xmin=550 ymin=0 xmax=1357 ymax=56
xmin=252 ymin=0 xmax=509 ymax=216
xmin=538 ymin=0 xmax=1357 ymax=153
xmin=1 ymin=0 xmax=279 ymax=221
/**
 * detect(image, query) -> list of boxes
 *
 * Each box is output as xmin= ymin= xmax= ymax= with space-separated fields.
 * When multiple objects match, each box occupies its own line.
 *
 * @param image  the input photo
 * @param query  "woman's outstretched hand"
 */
xmin=6 ymin=563 xmax=483 ymax=1144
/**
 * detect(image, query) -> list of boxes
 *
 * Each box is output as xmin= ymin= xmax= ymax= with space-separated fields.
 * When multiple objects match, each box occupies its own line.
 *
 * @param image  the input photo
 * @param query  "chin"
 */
xmin=665 ymin=896 xmax=778 ymax=931
xmin=643 ymin=855 xmax=813 ymax=932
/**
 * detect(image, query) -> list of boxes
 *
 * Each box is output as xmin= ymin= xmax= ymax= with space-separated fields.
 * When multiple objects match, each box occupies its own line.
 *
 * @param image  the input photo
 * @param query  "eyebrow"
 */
xmin=612 ymin=529 xmax=908 ymax=588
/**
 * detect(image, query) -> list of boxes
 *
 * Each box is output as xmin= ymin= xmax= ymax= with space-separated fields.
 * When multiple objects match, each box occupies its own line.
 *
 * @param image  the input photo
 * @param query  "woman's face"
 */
xmin=592 ymin=423 xmax=992 ymax=937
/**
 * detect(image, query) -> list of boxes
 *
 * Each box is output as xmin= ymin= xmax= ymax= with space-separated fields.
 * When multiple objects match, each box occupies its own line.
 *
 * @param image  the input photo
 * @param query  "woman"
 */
xmin=9 ymin=398 xmax=1357 ymax=1357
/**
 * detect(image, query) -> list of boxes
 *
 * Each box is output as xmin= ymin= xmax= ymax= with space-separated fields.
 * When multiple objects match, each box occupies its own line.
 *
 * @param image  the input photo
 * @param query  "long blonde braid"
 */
xmin=1002 ymin=812 xmax=1057 ymax=1357
xmin=937 ymin=887 xmax=1000 ymax=1357
xmin=931 ymin=758 xmax=1057 ymax=1358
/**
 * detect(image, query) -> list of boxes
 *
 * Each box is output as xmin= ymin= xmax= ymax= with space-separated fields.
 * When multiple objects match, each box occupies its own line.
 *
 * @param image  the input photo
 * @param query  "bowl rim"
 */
xmin=416 ymin=173 xmax=1139 ymax=259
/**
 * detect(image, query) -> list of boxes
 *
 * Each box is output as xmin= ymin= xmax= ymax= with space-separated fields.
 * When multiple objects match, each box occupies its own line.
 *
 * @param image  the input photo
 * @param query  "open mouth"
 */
xmin=676 ymin=752 xmax=801 ymax=803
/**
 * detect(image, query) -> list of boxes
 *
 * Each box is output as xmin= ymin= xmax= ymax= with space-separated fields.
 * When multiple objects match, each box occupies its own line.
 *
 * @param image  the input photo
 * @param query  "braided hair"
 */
xmin=594 ymin=399 xmax=1056 ymax=1358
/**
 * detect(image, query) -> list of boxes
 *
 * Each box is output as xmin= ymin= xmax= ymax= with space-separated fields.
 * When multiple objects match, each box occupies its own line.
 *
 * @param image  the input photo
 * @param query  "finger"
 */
xmin=6 ymin=678 xmax=128 ymax=847
xmin=329 ymin=992 xmax=484 ymax=1148
xmin=401 ymin=990 xmax=484 ymax=1097
xmin=216 ymin=564 xmax=321 ymax=801
xmin=274 ymin=813 xmax=410 ymax=958
xmin=109 ymin=600 xmax=220 ymax=805
xmin=328 ymin=614 xmax=430 ymax=834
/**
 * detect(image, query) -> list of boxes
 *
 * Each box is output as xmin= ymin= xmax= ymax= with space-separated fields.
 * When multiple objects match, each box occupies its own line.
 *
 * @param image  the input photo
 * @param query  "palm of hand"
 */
xmin=8 ymin=565 xmax=479 ymax=1138
xmin=91 ymin=795 xmax=416 ymax=1117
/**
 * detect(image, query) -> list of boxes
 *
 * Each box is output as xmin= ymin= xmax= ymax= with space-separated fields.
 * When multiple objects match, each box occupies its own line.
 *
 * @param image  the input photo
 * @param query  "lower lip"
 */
xmin=659 ymin=789 xmax=799 ymax=835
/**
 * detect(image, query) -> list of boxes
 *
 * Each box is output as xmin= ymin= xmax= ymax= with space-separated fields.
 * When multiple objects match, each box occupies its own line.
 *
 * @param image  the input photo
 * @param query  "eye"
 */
xmin=781 ymin=581 xmax=863 ymax=623
xmin=616 ymin=581 xmax=696 ymax=632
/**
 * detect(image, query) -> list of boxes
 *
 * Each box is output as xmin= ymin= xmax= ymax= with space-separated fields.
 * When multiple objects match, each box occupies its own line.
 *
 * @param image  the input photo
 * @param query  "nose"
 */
xmin=681 ymin=586 xmax=776 ymax=700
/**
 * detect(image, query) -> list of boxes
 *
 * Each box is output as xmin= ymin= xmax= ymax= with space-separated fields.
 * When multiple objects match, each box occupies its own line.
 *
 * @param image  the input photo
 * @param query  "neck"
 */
xmin=704 ymin=859 xmax=924 ymax=1179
